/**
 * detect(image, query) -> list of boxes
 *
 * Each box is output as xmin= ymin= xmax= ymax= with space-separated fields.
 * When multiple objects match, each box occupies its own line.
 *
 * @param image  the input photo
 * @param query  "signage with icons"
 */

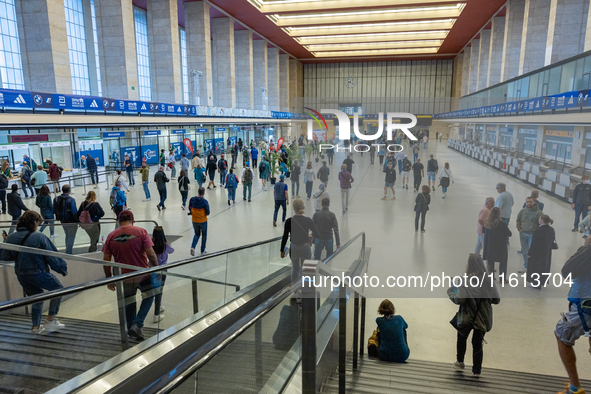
xmin=78 ymin=139 xmax=103 ymax=147
xmin=545 ymin=130 xmax=574 ymax=138
xmin=216 ymin=128 xmax=226 ymax=132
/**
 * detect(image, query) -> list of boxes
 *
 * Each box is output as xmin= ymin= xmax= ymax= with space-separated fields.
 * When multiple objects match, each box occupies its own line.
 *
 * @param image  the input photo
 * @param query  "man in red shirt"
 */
xmin=102 ymin=210 xmax=158 ymax=340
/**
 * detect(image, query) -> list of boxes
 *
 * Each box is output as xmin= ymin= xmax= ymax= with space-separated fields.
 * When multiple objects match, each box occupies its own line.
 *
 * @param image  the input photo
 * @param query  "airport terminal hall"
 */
xmin=6 ymin=0 xmax=591 ymax=393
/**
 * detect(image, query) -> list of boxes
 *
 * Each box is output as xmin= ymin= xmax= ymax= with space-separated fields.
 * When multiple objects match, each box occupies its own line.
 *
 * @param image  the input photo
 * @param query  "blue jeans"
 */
xmin=274 ymin=199 xmax=287 ymax=222
xmin=21 ymin=179 xmax=34 ymax=197
xmin=191 ymin=221 xmax=207 ymax=252
xmin=9 ymin=214 xmax=18 ymax=234
xmin=89 ymin=169 xmax=98 ymax=185
xmin=413 ymin=153 xmax=418 ymax=162
xmin=180 ymin=190 xmax=188 ymax=206
xmin=143 ymin=181 xmax=151 ymax=199
xmin=123 ymin=275 xmax=158 ymax=329
xmin=442 ymin=186 xmax=448 ymax=193
xmin=291 ymin=180 xmax=300 ymax=197
xmin=397 ymin=160 xmax=403 ymax=174
xmin=427 ymin=172 xmax=436 ymax=182
xmin=158 ymin=188 xmax=167 ymax=208
xmin=227 ymin=186 xmax=236 ymax=202
xmin=423 ymin=142 xmax=427 ymax=149
xmin=306 ymin=182 xmax=313 ymax=199
xmin=243 ymin=182 xmax=252 ymax=200
xmin=220 ymin=170 xmax=227 ymax=186
xmin=63 ymin=224 xmax=78 ymax=254
xmin=153 ymin=273 xmax=166 ymax=316
xmin=18 ymin=272 xmax=63 ymax=327
xmin=519 ymin=232 xmax=533 ymax=268
xmin=171 ymin=165 xmax=176 ymax=179
xmin=474 ymin=234 xmax=484 ymax=254
xmin=127 ymin=170 xmax=135 ymax=185
xmin=39 ymin=211 xmax=55 ymax=236
xmin=574 ymin=203 xmax=589 ymax=228
xmin=314 ymin=238 xmax=334 ymax=260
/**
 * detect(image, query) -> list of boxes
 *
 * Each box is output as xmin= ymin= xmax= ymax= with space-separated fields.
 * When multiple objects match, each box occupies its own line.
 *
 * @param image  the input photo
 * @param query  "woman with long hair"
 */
xmin=526 ymin=214 xmax=557 ymax=289
xmin=77 ymin=191 xmax=105 ymax=252
xmin=483 ymin=207 xmax=512 ymax=282
xmin=304 ymin=161 xmax=316 ymax=200
xmin=152 ymin=226 xmax=174 ymax=323
xmin=178 ymin=169 xmax=190 ymax=210
xmin=36 ymin=185 xmax=55 ymax=237
xmin=375 ymin=299 xmax=410 ymax=362
xmin=448 ymin=254 xmax=500 ymax=377
xmin=438 ymin=162 xmax=454 ymax=199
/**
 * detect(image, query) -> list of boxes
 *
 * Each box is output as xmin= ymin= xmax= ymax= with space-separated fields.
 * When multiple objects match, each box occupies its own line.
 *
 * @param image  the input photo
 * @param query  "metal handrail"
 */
xmin=0 ymin=219 xmax=160 ymax=228
xmin=0 ymin=236 xmax=282 ymax=312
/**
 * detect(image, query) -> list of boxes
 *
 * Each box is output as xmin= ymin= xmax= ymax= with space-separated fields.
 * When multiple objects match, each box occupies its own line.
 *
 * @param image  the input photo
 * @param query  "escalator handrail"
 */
xmin=0 ymin=218 xmax=160 ymax=227
xmin=320 ymin=231 xmax=365 ymax=268
xmin=0 ymin=236 xmax=281 ymax=312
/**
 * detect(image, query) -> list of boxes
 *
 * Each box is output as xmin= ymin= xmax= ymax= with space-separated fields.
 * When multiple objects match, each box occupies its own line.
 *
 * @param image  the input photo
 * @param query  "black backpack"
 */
xmin=54 ymin=195 xmax=75 ymax=223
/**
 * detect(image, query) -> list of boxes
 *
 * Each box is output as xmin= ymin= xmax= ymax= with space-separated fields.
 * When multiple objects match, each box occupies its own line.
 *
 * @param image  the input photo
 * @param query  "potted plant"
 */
xmin=269 ymin=151 xmax=279 ymax=184
xmin=305 ymin=143 xmax=314 ymax=166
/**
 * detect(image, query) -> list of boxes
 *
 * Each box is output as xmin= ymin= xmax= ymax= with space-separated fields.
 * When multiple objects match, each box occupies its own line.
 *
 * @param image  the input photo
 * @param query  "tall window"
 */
xmin=90 ymin=0 xmax=101 ymax=96
xmin=179 ymin=28 xmax=189 ymax=104
xmin=64 ymin=0 xmax=91 ymax=95
xmin=134 ymin=8 xmax=151 ymax=101
xmin=0 ymin=0 xmax=24 ymax=90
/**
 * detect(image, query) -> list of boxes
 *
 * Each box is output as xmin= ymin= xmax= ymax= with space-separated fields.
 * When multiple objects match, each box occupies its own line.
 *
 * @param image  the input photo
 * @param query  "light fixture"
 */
xmin=288 ymin=19 xmax=454 ymax=31
xmin=275 ymin=4 xmax=462 ymax=19
xmin=311 ymin=47 xmax=440 ymax=57
xmin=305 ymin=40 xmax=444 ymax=51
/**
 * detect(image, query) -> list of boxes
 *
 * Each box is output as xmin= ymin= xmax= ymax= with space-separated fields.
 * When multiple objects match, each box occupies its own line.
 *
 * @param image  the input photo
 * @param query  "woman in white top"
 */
xmin=168 ymin=152 xmax=177 ymax=179
xmin=438 ymin=162 xmax=454 ymax=199
xmin=304 ymin=162 xmax=316 ymax=200
xmin=312 ymin=182 xmax=329 ymax=211
xmin=115 ymin=170 xmax=130 ymax=192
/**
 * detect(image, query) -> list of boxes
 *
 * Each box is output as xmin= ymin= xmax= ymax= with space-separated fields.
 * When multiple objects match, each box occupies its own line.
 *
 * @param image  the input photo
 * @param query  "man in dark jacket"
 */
xmin=342 ymin=155 xmax=354 ymax=173
xmin=53 ymin=185 xmax=77 ymax=254
xmin=154 ymin=166 xmax=169 ymax=212
xmin=317 ymin=161 xmax=330 ymax=185
xmin=312 ymin=198 xmax=340 ymax=260
xmin=572 ymin=175 xmax=591 ymax=231
xmin=427 ymin=154 xmax=439 ymax=191
xmin=48 ymin=161 xmax=61 ymax=191
xmin=382 ymin=162 xmax=396 ymax=200
xmin=0 ymin=170 xmax=7 ymax=214
xmin=7 ymin=184 xmax=28 ymax=234
xmin=86 ymin=153 xmax=98 ymax=188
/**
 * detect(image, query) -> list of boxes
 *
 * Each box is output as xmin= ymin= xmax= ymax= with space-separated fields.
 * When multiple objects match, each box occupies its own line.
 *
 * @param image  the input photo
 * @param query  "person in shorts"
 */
xmin=381 ymin=161 xmax=396 ymax=200
xmin=555 ymin=236 xmax=591 ymax=394
xmin=401 ymin=155 xmax=412 ymax=190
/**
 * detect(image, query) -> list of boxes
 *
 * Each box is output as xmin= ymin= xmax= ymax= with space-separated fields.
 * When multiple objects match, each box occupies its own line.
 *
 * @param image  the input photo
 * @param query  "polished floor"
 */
xmin=9 ymin=137 xmax=590 ymax=381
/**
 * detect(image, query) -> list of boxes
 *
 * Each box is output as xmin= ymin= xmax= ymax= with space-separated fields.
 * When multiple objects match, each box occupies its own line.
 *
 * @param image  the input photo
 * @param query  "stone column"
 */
xmin=461 ymin=47 xmax=471 ymax=97
xmin=487 ymin=16 xmax=506 ymax=86
xmin=501 ymin=0 xmax=525 ymax=82
xmin=477 ymin=30 xmax=491 ymax=91
xmin=267 ymin=46 xmax=280 ymax=111
xmin=279 ymin=54 xmax=290 ymax=112
xmin=572 ymin=126 xmax=586 ymax=167
xmin=535 ymin=125 xmax=545 ymax=156
xmin=512 ymin=126 xmax=520 ymax=151
xmin=212 ymin=18 xmax=235 ymax=108
xmin=147 ymin=0 xmax=182 ymax=103
xmin=468 ymin=39 xmax=480 ymax=94
xmin=519 ymin=0 xmax=551 ymax=75
xmin=546 ymin=0 xmax=589 ymax=65
xmin=289 ymin=58 xmax=303 ymax=113
xmin=234 ymin=30 xmax=254 ymax=110
xmin=185 ymin=1 xmax=213 ymax=106
xmin=16 ymin=0 xmax=72 ymax=93
xmin=253 ymin=40 xmax=267 ymax=110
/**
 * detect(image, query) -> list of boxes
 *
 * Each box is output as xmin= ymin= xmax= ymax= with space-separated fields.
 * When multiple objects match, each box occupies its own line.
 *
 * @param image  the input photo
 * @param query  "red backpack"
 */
xmin=79 ymin=202 xmax=94 ymax=230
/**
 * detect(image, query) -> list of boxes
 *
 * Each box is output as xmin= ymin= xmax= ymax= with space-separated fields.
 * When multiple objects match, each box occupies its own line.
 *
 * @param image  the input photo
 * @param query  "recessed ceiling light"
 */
xmin=305 ymin=40 xmax=444 ymax=50
xmin=312 ymin=47 xmax=440 ymax=57
xmin=288 ymin=19 xmax=455 ymax=31
xmin=300 ymin=30 xmax=450 ymax=40
xmin=276 ymin=5 xmax=461 ymax=19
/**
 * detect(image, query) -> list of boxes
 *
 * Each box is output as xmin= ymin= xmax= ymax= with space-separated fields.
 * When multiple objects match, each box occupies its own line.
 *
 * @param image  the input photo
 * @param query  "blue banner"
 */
xmin=32 ymin=92 xmax=55 ymax=109
xmin=158 ymin=103 xmax=188 ymax=114
xmin=0 ymin=89 xmax=33 ymax=109
xmin=53 ymin=94 xmax=110 ymax=111
xmin=172 ymin=129 xmax=185 ymax=134
xmin=77 ymin=149 xmax=104 ymax=167
xmin=171 ymin=142 xmax=183 ymax=160
xmin=229 ymin=136 xmax=237 ymax=147
xmin=102 ymin=131 xmax=125 ymax=138
xmin=204 ymin=139 xmax=215 ymax=153
xmin=120 ymin=146 xmax=141 ymax=167
xmin=144 ymin=130 xmax=161 ymax=136
xmin=231 ymin=127 xmax=240 ymax=132
xmin=214 ymin=138 xmax=224 ymax=153
xmin=141 ymin=144 xmax=159 ymax=165
xmin=197 ymin=128 xmax=208 ymax=133
xmin=216 ymin=127 xmax=226 ymax=132
xmin=115 ymin=100 xmax=153 ymax=113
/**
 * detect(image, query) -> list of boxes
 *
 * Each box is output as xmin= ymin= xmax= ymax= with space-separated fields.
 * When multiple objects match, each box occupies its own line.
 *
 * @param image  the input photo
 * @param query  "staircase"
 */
xmin=321 ymin=356 xmax=591 ymax=394
xmin=0 ymin=314 xmax=160 ymax=394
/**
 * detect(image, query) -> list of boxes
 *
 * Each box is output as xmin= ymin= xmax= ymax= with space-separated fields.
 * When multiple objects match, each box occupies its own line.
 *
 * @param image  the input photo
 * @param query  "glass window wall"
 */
xmin=134 ymin=8 xmax=151 ymax=101
xmin=64 ymin=0 xmax=91 ymax=95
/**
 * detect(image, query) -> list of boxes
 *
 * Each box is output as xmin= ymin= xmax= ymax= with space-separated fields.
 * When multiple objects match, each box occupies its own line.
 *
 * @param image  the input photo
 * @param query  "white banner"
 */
xmin=40 ymin=141 xmax=70 ymax=148
xmin=0 ymin=143 xmax=28 ymax=151
xmin=78 ymin=139 xmax=103 ymax=147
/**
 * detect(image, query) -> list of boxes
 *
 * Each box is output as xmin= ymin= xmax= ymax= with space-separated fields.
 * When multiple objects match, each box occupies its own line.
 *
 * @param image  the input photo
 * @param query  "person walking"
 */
xmin=338 ymin=164 xmax=354 ymax=214
xmin=304 ymin=162 xmax=316 ymax=200
xmin=124 ymin=154 xmax=135 ymax=186
xmin=217 ymin=154 xmax=228 ymax=187
xmin=475 ymin=197 xmax=494 ymax=254
xmin=20 ymin=162 xmax=35 ymax=198
xmin=273 ymin=174 xmax=289 ymax=226
xmin=317 ymin=161 xmax=330 ymax=186
xmin=178 ymin=170 xmax=190 ymax=210
xmin=526 ymin=214 xmax=556 ymax=289
xmin=280 ymin=199 xmax=320 ymax=287
xmin=369 ymin=144 xmax=376 ymax=165
xmin=53 ymin=185 xmax=77 ymax=254
xmin=77 ymin=191 xmax=105 ymax=253
xmin=241 ymin=162 xmax=254 ymax=202
xmin=230 ymin=144 xmax=238 ymax=170
xmin=571 ymin=175 xmax=591 ymax=231
xmin=412 ymin=144 xmax=419 ymax=162
xmin=48 ymin=160 xmax=62 ymax=192
xmin=400 ymin=155 xmax=412 ymax=190
xmin=427 ymin=154 xmax=439 ymax=192
xmin=250 ymin=146 xmax=259 ymax=169
xmin=342 ymin=155 xmax=354 ymax=174
xmin=412 ymin=158 xmax=424 ymax=192
xmin=438 ymin=162 xmax=454 ymax=198
xmin=312 ymin=197 xmax=340 ymax=260
xmin=194 ymin=164 xmax=206 ymax=189
xmin=102 ymin=210 xmax=159 ymax=340
xmin=225 ymin=168 xmax=239 ymax=205
xmin=414 ymin=185 xmax=431 ymax=232
xmin=0 ymin=167 xmax=8 ymax=214
xmin=378 ymin=146 xmax=386 ymax=166
xmin=259 ymin=155 xmax=270 ymax=191
xmin=159 ymin=149 xmax=166 ymax=167
xmin=86 ymin=153 xmax=98 ymax=188
xmin=115 ymin=170 xmax=130 ymax=192
xmin=483 ymin=207 xmax=512 ymax=281
xmin=516 ymin=196 xmax=542 ymax=273
xmin=151 ymin=226 xmax=173 ymax=323
xmin=139 ymin=164 xmax=151 ymax=202
xmin=206 ymin=154 xmax=217 ymax=190
xmin=448 ymin=254 xmax=500 ymax=377
xmin=395 ymin=149 xmax=405 ymax=174
xmin=154 ymin=166 xmax=169 ymax=212
xmin=312 ymin=182 xmax=329 ymax=212
xmin=188 ymin=187 xmax=209 ymax=256
xmin=31 ymin=165 xmax=47 ymax=196
xmin=290 ymin=160 xmax=301 ymax=199
xmin=0 ymin=211 xmax=67 ymax=334
xmin=168 ymin=151 xmax=176 ymax=180
xmin=110 ymin=181 xmax=127 ymax=220
xmin=422 ymin=134 xmax=428 ymax=149
xmin=191 ymin=150 xmax=202 ymax=173
xmin=382 ymin=161 xmax=396 ymax=201
xmin=7 ymin=184 xmax=28 ymax=234
xmin=326 ymin=145 xmax=334 ymax=165
xmin=36 ymin=185 xmax=55 ymax=237
xmin=180 ymin=153 xmax=190 ymax=175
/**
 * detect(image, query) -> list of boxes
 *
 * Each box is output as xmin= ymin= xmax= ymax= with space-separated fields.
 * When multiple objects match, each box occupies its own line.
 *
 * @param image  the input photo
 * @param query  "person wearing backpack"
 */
xmin=48 ymin=161 xmax=61 ymax=192
xmin=36 ymin=185 xmax=55 ymax=237
xmin=225 ymin=168 xmax=239 ymax=205
xmin=110 ymin=181 xmax=127 ymax=221
xmin=7 ymin=184 xmax=29 ymax=234
xmin=115 ymin=170 xmax=130 ymax=192
xmin=401 ymin=155 xmax=412 ymax=190
xmin=217 ymin=155 xmax=228 ymax=187
xmin=259 ymin=156 xmax=269 ymax=191
xmin=77 ymin=191 xmax=105 ymax=252
xmin=20 ymin=163 xmax=35 ymax=198
xmin=154 ymin=166 xmax=169 ymax=211
xmin=53 ymin=184 xmax=78 ymax=254
xmin=205 ymin=154 xmax=217 ymax=190
xmin=241 ymin=162 xmax=254 ymax=202
xmin=178 ymin=170 xmax=190 ymax=210
xmin=427 ymin=154 xmax=439 ymax=192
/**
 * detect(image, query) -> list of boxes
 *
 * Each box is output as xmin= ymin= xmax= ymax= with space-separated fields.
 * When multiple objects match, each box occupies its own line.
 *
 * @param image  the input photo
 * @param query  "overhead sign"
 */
xmin=216 ymin=128 xmax=226 ymax=132
xmin=141 ymin=144 xmax=159 ymax=165
xmin=11 ymin=134 xmax=48 ymax=143
xmin=172 ymin=129 xmax=186 ymax=134
xmin=115 ymin=100 xmax=154 ymax=113
xmin=545 ymin=130 xmax=574 ymax=138
xmin=196 ymin=128 xmax=208 ymax=133
xmin=40 ymin=141 xmax=70 ymax=148
xmin=78 ymin=139 xmax=103 ymax=147
xmin=144 ymin=130 xmax=161 ymax=136
xmin=0 ymin=89 xmax=33 ymax=109
xmin=102 ymin=131 xmax=125 ymax=138
xmin=0 ymin=143 xmax=28 ymax=151
xmin=53 ymin=94 xmax=113 ymax=111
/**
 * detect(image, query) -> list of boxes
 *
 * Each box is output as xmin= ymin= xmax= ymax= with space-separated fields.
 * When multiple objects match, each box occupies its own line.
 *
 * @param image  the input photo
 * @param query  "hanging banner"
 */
xmin=40 ymin=141 xmax=70 ymax=148
xmin=183 ymin=138 xmax=194 ymax=155
xmin=120 ymin=146 xmax=141 ymax=167
xmin=204 ymin=139 xmax=215 ymax=153
xmin=0 ymin=143 xmax=28 ymax=151
xmin=214 ymin=138 xmax=224 ymax=153
xmin=141 ymin=144 xmax=159 ymax=164
xmin=77 ymin=149 xmax=104 ymax=167
xmin=229 ymin=136 xmax=237 ymax=147
xmin=276 ymin=137 xmax=285 ymax=151
xmin=171 ymin=142 xmax=183 ymax=160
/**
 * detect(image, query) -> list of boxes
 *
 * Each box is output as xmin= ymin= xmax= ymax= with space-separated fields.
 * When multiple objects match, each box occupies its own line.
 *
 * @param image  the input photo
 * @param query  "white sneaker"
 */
xmin=143 ymin=199 xmax=151 ymax=202
xmin=44 ymin=318 xmax=65 ymax=332
xmin=454 ymin=361 xmax=465 ymax=369
xmin=181 ymin=205 xmax=186 ymax=210
xmin=159 ymin=306 xmax=165 ymax=313
xmin=31 ymin=325 xmax=45 ymax=334
xmin=190 ymin=248 xmax=195 ymax=256
xmin=51 ymin=234 xmax=58 ymax=238
xmin=442 ymin=194 xmax=446 ymax=199
xmin=201 ymin=250 xmax=208 ymax=255
xmin=153 ymin=314 xmax=164 ymax=323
